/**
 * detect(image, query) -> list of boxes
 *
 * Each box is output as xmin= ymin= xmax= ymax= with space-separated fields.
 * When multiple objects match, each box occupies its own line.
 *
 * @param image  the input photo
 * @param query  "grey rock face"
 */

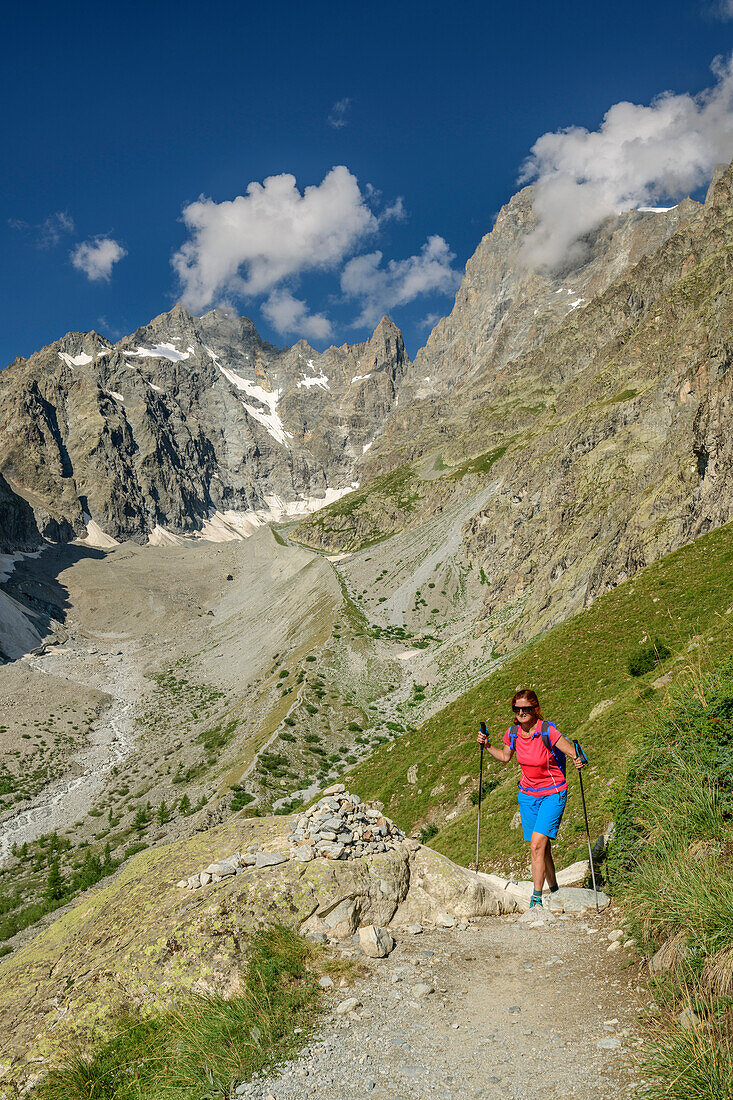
xmin=0 ymin=474 xmax=41 ymax=553
xmin=0 ymin=308 xmax=408 ymax=545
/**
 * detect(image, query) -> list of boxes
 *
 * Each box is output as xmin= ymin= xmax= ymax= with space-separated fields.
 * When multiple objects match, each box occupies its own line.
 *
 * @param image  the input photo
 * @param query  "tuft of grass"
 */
xmin=606 ymin=658 xmax=733 ymax=1099
xmin=608 ymin=659 xmax=733 ymax=973
xmin=36 ymin=925 xmax=322 ymax=1100
xmin=638 ymin=1014 xmax=733 ymax=1100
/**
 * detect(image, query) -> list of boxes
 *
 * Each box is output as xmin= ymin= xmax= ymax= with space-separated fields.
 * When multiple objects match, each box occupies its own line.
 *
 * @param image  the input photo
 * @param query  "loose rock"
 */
xmin=358 ymin=925 xmax=395 ymax=958
xmin=288 ymin=789 xmax=406 ymax=861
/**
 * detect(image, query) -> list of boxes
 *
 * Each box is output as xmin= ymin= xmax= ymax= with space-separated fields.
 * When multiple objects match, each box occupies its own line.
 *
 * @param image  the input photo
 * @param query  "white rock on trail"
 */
xmin=358 ymin=925 xmax=395 ymax=958
xmin=555 ymin=860 xmax=590 ymax=886
xmin=518 ymin=907 xmax=557 ymax=927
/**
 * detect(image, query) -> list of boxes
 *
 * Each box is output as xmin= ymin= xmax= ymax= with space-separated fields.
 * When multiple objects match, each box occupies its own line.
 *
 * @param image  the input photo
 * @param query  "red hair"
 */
xmin=511 ymin=688 xmax=543 ymax=720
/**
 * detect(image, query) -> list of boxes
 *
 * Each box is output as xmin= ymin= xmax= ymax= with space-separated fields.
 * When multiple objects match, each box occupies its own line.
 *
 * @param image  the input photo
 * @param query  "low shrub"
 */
xmin=627 ymin=637 xmax=671 ymax=676
xmin=470 ymin=776 xmax=501 ymax=805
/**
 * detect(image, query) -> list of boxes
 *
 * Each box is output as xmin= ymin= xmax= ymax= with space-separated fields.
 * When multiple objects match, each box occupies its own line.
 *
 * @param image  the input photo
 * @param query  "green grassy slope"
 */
xmin=347 ymin=521 xmax=733 ymax=876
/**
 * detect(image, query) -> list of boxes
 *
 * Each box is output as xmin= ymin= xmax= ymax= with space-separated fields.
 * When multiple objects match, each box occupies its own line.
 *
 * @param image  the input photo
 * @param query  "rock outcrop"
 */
xmin=0 ymin=473 xmax=40 ymax=553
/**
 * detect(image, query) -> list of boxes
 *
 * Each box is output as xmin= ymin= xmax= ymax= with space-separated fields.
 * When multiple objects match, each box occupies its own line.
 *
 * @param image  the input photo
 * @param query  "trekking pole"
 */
xmin=475 ymin=723 xmax=486 ymax=872
xmin=574 ymin=740 xmax=599 ymax=913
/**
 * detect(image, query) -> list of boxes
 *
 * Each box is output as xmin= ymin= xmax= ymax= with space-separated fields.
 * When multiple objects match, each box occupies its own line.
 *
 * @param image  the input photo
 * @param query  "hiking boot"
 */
xmin=529 ymin=895 xmax=543 ymax=909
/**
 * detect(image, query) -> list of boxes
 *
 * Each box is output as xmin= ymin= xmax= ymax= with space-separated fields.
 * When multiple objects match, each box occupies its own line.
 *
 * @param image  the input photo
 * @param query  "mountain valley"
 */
xmin=1 ymin=160 xmax=733 ymax=1095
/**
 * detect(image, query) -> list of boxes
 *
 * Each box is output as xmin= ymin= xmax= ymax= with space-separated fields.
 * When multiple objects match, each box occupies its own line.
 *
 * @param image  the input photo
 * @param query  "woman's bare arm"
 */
xmin=555 ymin=734 xmax=585 ymax=769
xmin=476 ymin=730 xmax=513 ymax=763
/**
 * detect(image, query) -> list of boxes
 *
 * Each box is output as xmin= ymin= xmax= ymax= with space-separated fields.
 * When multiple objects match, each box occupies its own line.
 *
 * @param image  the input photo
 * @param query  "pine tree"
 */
xmin=46 ymin=857 xmax=64 ymax=902
xmin=157 ymin=800 xmax=171 ymax=825
xmin=179 ymin=794 xmax=191 ymax=815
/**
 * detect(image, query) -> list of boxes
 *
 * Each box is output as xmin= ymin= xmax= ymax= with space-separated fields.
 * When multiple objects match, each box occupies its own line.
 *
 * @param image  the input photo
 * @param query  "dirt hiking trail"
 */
xmin=244 ymin=910 xmax=643 ymax=1100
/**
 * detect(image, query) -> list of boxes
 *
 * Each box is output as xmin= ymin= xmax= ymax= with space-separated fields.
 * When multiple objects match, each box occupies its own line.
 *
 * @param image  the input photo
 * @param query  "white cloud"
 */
xmin=341 ymin=236 xmax=461 ymax=327
xmin=328 ymin=98 xmax=351 ymax=128
xmin=714 ymin=1 xmax=733 ymax=19
xmin=261 ymin=289 xmax=333 ymax=341
xmin=173 ymin=166 xmax=378 ymax=312
xmin=9 ymin=210 xmax=75 ymax=248
xmin=520 ymin=54 xmax=733 ymax=269
xmin=71 ymin=237 xmax=127 ymax=281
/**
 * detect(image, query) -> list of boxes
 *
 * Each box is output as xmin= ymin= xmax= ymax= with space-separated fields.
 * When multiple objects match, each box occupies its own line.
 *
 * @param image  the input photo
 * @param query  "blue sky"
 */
xmin=2 ymin=0 xmax=732 ymax=365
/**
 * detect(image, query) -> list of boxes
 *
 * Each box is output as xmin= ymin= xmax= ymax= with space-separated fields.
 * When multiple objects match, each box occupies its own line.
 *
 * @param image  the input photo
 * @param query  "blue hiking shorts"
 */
xmin=517 ymin=789 xmax=568 ymax=842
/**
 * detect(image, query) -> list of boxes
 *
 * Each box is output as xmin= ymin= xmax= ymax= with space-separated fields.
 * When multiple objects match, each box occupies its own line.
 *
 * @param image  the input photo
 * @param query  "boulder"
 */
xmin=322 ymin=898 xmax=359 ymax=939
xmin=255 ymin=852 xmax=288 ymax=868
xmin=319 ymin=843 xmax=345 ymax=860
xmin=393 ymin=848 xmax=517 ymax=925
xmin=292 ymin=846 xmax=315 ymax=863
xmin=555 ymin=860 xmax=590 ymax=886
xmin=547 ymin=886 xmax=610 ymax=913
xmin=518 ymin=906 xmax=556 ymax=927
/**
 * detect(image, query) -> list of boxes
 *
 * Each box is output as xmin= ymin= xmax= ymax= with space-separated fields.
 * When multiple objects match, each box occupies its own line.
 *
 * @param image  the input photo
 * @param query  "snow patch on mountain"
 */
xmin=81 ymin=514 xmax=119 ymax=548
xmin=297 ymin=372 xmax=330 ymax=390
xmin=58 ymin=352 xmax=94 ymax=369
xmin=125 ymin=342 xmax=193 ymax=362
xmin=213 ymin=358 xmax=292 ymax=447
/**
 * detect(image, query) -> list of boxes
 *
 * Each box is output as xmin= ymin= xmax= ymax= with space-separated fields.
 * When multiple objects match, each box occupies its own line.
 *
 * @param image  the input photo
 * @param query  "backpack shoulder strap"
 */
xmin=539 ymin=721 xmax=567 ymax=773
xmin=508 ymin=723 xmax=519 ymax=749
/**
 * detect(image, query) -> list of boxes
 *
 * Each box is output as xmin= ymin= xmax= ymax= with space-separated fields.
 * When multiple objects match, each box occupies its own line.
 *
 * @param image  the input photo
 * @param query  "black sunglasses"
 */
xmin=513 ymin=705 xmax=535 ymax=714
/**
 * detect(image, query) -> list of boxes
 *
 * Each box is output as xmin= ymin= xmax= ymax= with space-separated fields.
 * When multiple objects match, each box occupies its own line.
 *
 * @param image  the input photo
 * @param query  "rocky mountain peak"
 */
xmin=0 ymin=307 xmax=410 ymax=545
xmin=705 ymin=159 xmax=733 ymax=211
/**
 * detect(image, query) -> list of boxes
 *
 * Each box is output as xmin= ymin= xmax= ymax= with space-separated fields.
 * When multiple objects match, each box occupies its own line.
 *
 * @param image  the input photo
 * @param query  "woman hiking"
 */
xmin=477 ymin=689 xmax=585 ymax=908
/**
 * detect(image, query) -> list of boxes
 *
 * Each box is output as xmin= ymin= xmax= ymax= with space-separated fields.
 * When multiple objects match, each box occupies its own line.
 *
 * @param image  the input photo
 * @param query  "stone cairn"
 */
xmin=288 ymin=784 xmax=405 ymax=862
xmin=177 ymin=785 xmax=405 ymax=890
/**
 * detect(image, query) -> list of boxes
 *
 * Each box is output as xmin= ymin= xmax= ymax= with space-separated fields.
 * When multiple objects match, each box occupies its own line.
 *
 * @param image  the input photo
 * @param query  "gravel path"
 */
xmin=243 ymin=912 xmax=643 ymax=1100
